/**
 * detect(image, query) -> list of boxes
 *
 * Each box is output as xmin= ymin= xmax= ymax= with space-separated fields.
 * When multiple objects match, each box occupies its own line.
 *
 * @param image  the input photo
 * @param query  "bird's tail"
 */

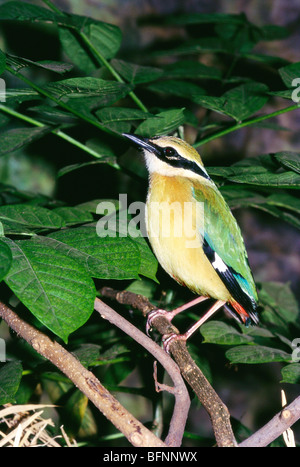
xmin=226 ymin=300 xmax=259 ymax=326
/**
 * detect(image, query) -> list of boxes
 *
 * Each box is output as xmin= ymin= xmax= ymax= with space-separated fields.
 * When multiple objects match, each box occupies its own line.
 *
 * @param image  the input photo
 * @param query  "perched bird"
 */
xmin=123 ymin=133 xmax=259 ymax=346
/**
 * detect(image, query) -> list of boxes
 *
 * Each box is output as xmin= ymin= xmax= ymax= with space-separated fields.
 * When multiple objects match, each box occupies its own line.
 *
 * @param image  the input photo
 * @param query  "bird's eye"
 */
xmin=164 ymin=147 xmax=178 ymax=159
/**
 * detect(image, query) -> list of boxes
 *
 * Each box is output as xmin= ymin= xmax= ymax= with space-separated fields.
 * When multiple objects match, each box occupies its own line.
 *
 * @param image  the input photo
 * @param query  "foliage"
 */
xmin=0 ymin=0 xmax=299 ymax=446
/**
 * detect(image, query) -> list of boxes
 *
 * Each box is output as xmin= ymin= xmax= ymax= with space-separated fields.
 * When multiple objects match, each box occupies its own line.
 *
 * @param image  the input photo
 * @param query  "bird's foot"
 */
xmin=161 ymin=299 xmax=227 ymax=353
xmin=162 ymin=333 xmax=186 ymax=354
xmin=146 ymin=308 xmax=174 ymax=336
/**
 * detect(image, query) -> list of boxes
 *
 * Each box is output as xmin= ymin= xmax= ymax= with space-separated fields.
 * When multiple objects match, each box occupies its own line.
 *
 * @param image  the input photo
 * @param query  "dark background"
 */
xmin=0 ymin=0 xmax=299 ymax=445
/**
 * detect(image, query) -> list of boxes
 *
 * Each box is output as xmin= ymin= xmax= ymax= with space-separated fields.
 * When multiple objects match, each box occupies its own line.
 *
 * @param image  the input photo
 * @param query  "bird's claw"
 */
xmin=162 ymin=333 xmax=186 ymax=354
xmin=146 ymin=308 xmax=170 ymax=336
xmin=146 ymin=309 xmax=187 ymax=354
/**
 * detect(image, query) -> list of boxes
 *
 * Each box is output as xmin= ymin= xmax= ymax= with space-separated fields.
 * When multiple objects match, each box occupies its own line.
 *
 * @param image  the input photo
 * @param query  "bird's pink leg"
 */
xmin=163 ymin=300 xmax=226 ymax=352
xmin=146 ymin=295 xmax=209 ymax=336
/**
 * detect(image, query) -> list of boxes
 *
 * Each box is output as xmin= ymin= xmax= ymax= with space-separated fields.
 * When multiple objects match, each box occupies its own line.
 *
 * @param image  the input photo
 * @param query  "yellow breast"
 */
xmin=146 ymin=173 xmax=231 ymax=301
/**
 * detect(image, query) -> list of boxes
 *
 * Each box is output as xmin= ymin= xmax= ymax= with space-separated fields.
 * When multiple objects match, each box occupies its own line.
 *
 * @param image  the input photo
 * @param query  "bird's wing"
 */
xmin=192 ymin=184 xmax=258 ymax=320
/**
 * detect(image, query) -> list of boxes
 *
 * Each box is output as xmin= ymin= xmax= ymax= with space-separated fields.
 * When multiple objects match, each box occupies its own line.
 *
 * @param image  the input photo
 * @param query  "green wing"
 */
xmin=192 ymin=183 xmax=258 ymax=315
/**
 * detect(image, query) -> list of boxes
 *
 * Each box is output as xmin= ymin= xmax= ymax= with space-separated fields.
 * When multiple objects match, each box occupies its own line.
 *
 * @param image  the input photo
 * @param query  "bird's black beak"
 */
xmin=122 ymin=133 xmax=160 ymax=156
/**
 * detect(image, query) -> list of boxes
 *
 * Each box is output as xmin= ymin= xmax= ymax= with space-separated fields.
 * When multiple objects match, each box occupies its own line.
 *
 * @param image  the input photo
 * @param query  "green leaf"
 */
xmin=0 ymin=127 xmax=51 ymax=156
xmin=116 ymin=210 xmax=158 ymax=281
xmin=279 ymin=62 xmax=300 ymax=88
xmin=0 ymin=1 xmax=122 ymax=67
xmin=196 ymin=82 xmax=269 ymax=121
xmin=135 ymin=108 xmax=186 ymax=137
xmin=96 ymin=107 xmax=152 ymax=123
xmin=52 ymin=207 xmax=94 ymax=226
xmin=111 ymin=59 xmax=163 ymax=84
xmin=167 ymin=12 xmax=247 ymax=25
xmin=223 ymin=82 xmax=269 ymax=121
xmin=254 ymin=204 xmax=300 ymax=230
xmin=266 ymin=192 xmax=300 ymax=215
xmin=59 ymin=27 xmax=96 ymax=74
xmin=126 ymin=279 xmax=157 ymax=300
xmin=0 ymin=204 xmax=64 ymax=234
xmin=5 ymin=88 xmax=41 ymax=105
xmin=244 ymin=53 xmax=289 ymax=67
xmin=45 ymin=77 xmax=131 ymax=101
xmin=152 ymin=37 xmax=228 ymax=57
xmin=274 ymin=152 xmax=300 ymax=174
xmin=220 ymin=185 xmax=266 ymax=209
xmin=77 ymin=199 xmax=120 ymax=214
xmin=230 ymin=170 xmax=300 ymax=188
xmin=95 ymin=107 xmax=152 ymax=135
xmin=6 ymin=54 xmax=73 ymax=74
xmin=28 ymin=105 xmax=78 ymax=125
xmin=0 ymin=362 xmax=23 ymax=405
xmin=268 ymin=90 xmax=292 ymax=100
xmin=259 ymin=24 xmax=290 ymax=41
xmin=47 ymin=225 xmax=141 ymax=280
xmin=97 ymin=342 xmax=131 ymax=365
xmin=0 ymin=239 xmax=12 ymax=281
xmin=220 ymin=187 xmax=300 ymax=230
xmin=213 ymin=154 xmax=300 ymax=188
xmin=200 ymin=321 xmax=254 ymax=345
xmin=249 ymin=121 xmax=290 ymax=131
xmin=147 ymin=79 xmax=206 ymax=102
xmin=57 ymin=138 xmax=120 ymax=173
xmin=72 ymin=343 xmax=102 ymax=367
xmin=0 ymin=2 xmax=59 ymax=22
xmin=86 ymin=22 xmax=122 ymax=60
xmin=226 ymin=345 xmax=292 ymax=364
xmin=281 ymin=364 xmax=300 ymax=384
xmin=58 ymin=159 xmax=119 ymax=178
xmin=3 ymin=236 xmax=96 ymax=342
xmin=163 ymin=60 xmax=222 ymax=80
xmin=59 ymin=21 xmax=122 ymax=74
xmin=102 ymin=353 xmax=135 ymax=386
xmin=63 ymin=388 xmax=89 ymax=436
xmin=131 ymin=234 xmax=158 ymax=281
xmin=259 ymin=282 xmax=299 ymax=325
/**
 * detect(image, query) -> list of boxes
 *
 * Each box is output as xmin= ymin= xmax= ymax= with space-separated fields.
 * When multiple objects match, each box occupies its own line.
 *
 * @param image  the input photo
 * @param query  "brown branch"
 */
xmin=100 ymin=287 xmax=237 ymax=447
xmin=239 ymin=395 xmax=300 ymax=447
xmin=94 ymin=297 xmax=191 ymax=447
xmin=0 ymin=301 xmax=165 ymax=448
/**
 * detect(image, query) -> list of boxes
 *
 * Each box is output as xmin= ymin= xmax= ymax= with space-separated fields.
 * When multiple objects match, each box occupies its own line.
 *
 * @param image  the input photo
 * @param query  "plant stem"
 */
xmin=195 ymin=104 xmax=300 ymax=147
xmin=41 ymin=0 xmax=63 ymax=15
xmin=0 ymin=105 xmax=44 ymax=128
xmin=0 ymin=104 xmax=118 ymax=166
xmin=41 ymin=0 xmax=148 ymax=113
xmin=5 ymin=65 xmax=115 ymax=136
xmin=79 ymin=32 xmax=148 ymax=113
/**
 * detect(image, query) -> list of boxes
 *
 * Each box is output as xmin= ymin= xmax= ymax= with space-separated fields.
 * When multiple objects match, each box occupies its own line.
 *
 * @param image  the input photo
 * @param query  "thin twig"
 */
xmin=239 ymin=395 xmax=300 ymax=447
xmin=194 ymin=104 xmax=300 ymax=147
xmin=100 ymin=287 xmax=237 ymax=447
xmin=94 ymin=296 xmax=191 ymax=447
xmin=0 ymin=301 xmax=165 ymax=448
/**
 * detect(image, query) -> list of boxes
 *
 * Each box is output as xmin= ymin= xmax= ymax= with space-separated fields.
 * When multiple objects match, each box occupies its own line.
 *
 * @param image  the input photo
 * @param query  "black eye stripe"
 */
xmin=151 ymin=144 xmax=210 ymax=180
xmin=136 ymin=138 xmax=210 ymax=180
xmin=171 ymin=158 xmax=210 ymax=180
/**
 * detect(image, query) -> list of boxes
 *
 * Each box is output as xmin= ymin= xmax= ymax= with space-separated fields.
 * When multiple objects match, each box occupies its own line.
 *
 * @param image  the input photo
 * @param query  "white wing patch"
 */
xmin=212 ymin=252 xmax=228 ymax=273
